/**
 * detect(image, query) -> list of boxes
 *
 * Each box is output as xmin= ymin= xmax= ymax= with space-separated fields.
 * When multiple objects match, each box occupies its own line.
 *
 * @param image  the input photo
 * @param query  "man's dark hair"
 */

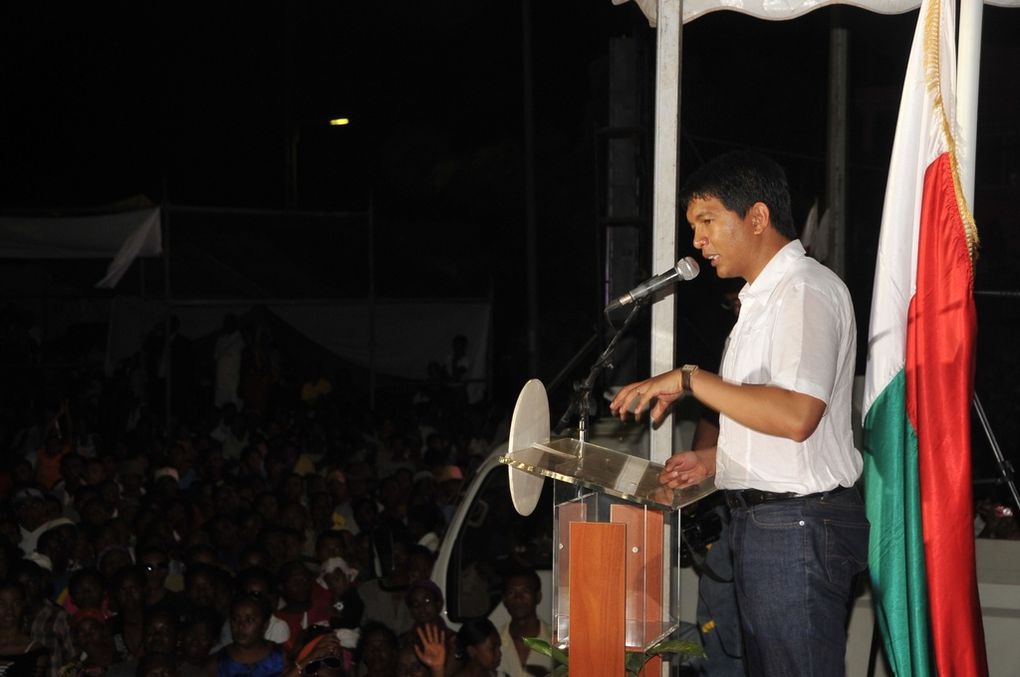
xmin=230 ymin=591 xmax=272 ymax=625
xmin=503 ymin=566 xmax=541 ymax=594
xmin=357 ymin=620 xmax=398 ymax=661
xmin=136 ymin=544 xmax=168 ymax=562
xmin=180 ymin=605 xmax=223 ymax=636
xmin=69 ymin=568 xmax=105 ymax=598
xmin=315 ymin=529 xmax=347 ymax=549
xmin=679 ymin=150 xmax=797 ymax=240
xmin=455 ymin=617 xmax=498 ymax=658
xmin=235 ymin=566 xmax=274 ymax=594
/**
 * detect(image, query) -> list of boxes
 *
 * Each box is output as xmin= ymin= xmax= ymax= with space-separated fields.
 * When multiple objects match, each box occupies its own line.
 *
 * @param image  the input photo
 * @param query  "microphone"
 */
xmin=605 ymin=256 xmax=700 ymax=312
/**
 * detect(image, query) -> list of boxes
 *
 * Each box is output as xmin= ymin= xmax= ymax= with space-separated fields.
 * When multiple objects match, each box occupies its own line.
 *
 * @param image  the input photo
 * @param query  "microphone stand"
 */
xmin=973 ymin=393 xmax=1020 ymax=516
xmin=553 ymin=300 xmax=646 ymax=445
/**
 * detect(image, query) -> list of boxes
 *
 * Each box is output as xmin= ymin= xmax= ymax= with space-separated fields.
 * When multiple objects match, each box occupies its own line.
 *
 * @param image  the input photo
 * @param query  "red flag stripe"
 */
xmin=905 ymin=152 xmax=987 ymax=676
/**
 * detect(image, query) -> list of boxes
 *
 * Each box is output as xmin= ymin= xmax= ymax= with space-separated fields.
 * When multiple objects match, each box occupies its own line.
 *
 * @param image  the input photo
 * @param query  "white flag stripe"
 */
xmin=861 ymin=0 xmax=959 ymax=418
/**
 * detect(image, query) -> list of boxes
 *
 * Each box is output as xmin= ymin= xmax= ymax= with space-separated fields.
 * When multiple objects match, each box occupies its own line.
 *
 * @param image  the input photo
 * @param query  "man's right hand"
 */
xmin=609 ymin=369 xmax=685 ymax=425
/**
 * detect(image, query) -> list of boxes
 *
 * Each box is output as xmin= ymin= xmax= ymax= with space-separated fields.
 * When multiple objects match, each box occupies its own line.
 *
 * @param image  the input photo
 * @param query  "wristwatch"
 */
xmin=681 ymin=364 xmax=699 ymax=393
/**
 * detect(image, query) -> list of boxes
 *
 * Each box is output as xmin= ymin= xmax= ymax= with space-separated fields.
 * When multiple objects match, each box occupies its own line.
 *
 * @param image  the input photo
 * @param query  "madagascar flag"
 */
xmin=861 ymin=0 xmax=987 ymax=674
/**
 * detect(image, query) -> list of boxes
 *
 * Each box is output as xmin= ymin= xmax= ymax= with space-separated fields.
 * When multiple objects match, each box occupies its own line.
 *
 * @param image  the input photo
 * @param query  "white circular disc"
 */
xmin=507 ymin=379 xmax=549 ymax=516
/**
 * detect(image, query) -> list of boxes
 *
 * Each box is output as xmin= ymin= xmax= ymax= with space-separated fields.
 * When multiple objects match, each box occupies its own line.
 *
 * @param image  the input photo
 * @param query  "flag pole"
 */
xmin=957 ymin=0 xmax=984 ymax=206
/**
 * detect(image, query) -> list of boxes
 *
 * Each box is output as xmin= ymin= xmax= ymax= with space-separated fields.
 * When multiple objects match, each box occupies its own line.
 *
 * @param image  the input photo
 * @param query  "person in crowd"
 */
xmin=308 ymin=493 xmax=336 ymax=538
xmin=139 ymin=608 xmax=179 ymax=659
xmin=96 ymin=547 xmax=133 ymax=582
xmin=178 ymin=609 xmax=221 ymax=676
xmin=277 ymin=502 xmax=316 ymax=559
xmin=67 ymin=613 xmax=124 ymax=676
xmin=0 ymin=580 xmax=51 ymax=677
xmin=237 ymin=545 xmax=273 ymax=574
xmin=451 ymin=618 xmax=502 ymax=677
xmin=35 ymin=402 xmax=74 ymax=493
xmin=359 ymin=534 xmax=414 ymax=637
xmin=324 ymin=472 xmax=357 ymax=536
xmin=0 ymin=544 xmax=18 ymax=584
xmin=134 ymin=652 xmax=177 ymax=677
xmin=182 ymin=563 xmax=227 ymax=621
xmin=217 ymin=594 xmax=285 ymax=677
xmin=400 ymin=581 xmax=453 ymax=655
xmin=287 ymin=631 xmax=349 ymax=677
xmin=214 ymin=314 xmax=245 ymax=410
xmin=104 ymin=607 xmax=180 ymax=677
xmin=319 ymin=557 xmax=363 ymax=636
xmin=36 ymin=523 xmax=76 ymax=597
xmin=405 ymin=547 xmax=435 ymax=588
xmin=406 ymin=507 xmax=442 ymax=555
xmin=218 ymin=567 xmax=291 ymax=653
xmin=137 ymin=546 xmax=184 ymax=616
xmin=107 ymin=566 xmax=147 ymax=660
xmin=275 ymin=561 xmax=331 ymax=647
xmin=356 ymin=622 xmax=399 ymax=677
xmin=397 ymin=622 xmax=447 ymax=677
xmin=299 ymin=363 xmax=333 ymax=407
xmin=14 ymin=488 xmax=52 ymax=556
xmin=65 ymin=569 xmax=109 ymax=622
xmin=495 ymin=569 xmax=551 ymax=677
xmin=13 ymin=561 xmax=76 ymax=677
xmin=52 ymin=453 xmax=86 ymax=513
xmin=0 ymin=298 xmax=512 ymax=677
xmin=314 ymin=531 xmax=353 ymax=568
xmin=611 ymin=150 xmax=868 ymax=677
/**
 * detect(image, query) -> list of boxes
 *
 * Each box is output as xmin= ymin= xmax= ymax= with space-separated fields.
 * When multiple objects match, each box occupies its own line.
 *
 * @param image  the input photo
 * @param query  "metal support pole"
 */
xmin=957 ymin=0 xmax=984 ymax=205
xmin=650 ymin=0 xmax=681 ymax=466
xmin=826 ymin=10 xmax=849 ymax=279
xmin=368 ymin=193 xmax=377 ymax=411
xmin=523 ymin=0 xmax=540 ymax=378
xmin=162 ymin=199 xmax=173 ymax=432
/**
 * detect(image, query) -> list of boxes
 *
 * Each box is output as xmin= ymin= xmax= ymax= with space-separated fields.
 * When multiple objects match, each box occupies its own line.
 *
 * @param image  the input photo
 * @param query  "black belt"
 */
xmin=725 ymin=485 xmax=851 ymax=509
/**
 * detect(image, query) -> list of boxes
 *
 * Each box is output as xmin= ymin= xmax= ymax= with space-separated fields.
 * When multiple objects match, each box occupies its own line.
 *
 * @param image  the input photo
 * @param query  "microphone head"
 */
xmin=675 ymin=256 xmax=700 ymax=281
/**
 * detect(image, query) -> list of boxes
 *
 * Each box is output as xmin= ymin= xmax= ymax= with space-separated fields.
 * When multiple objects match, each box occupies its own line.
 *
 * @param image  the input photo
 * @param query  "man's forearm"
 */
xmin=688 ymin=369 xmax=826 ymax=442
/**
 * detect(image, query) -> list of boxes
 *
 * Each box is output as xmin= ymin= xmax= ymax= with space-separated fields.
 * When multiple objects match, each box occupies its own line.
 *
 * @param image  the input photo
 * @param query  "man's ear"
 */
xmin=749 ymin=202 xmax=771 ymax=235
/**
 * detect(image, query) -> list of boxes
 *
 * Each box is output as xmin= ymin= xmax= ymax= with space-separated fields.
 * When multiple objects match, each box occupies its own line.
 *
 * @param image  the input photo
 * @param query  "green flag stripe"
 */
xmin=863 ymin=369 xmax=933 ymax=676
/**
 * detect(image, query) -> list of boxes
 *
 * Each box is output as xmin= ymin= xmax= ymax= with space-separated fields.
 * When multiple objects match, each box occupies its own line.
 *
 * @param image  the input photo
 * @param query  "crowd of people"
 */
xmin=0 ymin=312 xmax=545 ymax=677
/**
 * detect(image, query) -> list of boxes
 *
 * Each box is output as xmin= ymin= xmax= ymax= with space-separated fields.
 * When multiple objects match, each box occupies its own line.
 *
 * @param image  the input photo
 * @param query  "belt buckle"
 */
xmin=725 ymin=490 xmax=749 ymax=510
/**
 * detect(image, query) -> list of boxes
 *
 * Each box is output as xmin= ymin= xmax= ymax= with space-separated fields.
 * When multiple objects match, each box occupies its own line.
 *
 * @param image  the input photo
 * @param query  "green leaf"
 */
xmin=625 ymin=652 xmax=649 ymax=674
xmin=551 ymin=666 xmax=568 ymax=677
xmin=645 ymin=639 xmax=707 ymax=659
xmin=522 ymin=638 xmax=553 ymax=658
xmin=522 ymin=637 xmax=568 ymax=666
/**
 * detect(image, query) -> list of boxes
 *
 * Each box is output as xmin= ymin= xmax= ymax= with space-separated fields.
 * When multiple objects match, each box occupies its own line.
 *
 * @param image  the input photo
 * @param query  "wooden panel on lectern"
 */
xmin=568 ymin=522 xmax=625 ymax=677
xmin=610 ymin=503 xmax=664 ymax=641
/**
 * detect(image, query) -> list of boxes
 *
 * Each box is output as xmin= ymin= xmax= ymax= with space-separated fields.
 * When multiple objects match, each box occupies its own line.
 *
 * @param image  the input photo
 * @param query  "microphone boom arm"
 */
xmin=553 ymin=299 xmax=646 ymax=442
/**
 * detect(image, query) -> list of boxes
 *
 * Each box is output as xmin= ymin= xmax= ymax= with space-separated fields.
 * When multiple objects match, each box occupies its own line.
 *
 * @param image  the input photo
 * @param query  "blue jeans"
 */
xmin=696 ymin=505 xmax=746 ymax=677
xmin=728 ymin=487 xmax=869 ymax=677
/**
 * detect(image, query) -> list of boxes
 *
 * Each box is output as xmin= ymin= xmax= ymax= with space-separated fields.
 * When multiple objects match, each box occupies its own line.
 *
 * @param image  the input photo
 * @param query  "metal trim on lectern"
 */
xmin=500 ymin=437 xmax=716 ymax=512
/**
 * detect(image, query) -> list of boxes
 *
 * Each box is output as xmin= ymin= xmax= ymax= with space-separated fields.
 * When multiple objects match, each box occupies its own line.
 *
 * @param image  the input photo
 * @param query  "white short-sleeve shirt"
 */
xmin=715 ymin=240 xmax=862 ymax=494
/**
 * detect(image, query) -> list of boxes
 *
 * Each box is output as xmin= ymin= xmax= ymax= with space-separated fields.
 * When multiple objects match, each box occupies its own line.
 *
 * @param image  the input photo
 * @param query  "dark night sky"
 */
xmin=1 ymin=1 xmax=1019 ymax=475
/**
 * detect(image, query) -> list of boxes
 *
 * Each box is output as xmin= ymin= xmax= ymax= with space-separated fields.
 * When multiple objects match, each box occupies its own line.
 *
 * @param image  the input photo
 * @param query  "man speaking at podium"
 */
xmin=610 ymin=151 xmax=869 ymax=677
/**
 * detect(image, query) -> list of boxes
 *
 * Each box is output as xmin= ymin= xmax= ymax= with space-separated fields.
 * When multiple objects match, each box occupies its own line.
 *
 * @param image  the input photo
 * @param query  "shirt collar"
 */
xmin=738 ymin=239 xmax=806 ymax=306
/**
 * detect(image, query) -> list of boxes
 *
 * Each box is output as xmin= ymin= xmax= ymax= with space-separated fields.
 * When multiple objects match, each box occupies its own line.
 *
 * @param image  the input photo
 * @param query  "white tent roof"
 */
xmin=615 ymin=0 xmax=1018 ymax=25
xmin=0 ymin=207 xmax=162 ymax=288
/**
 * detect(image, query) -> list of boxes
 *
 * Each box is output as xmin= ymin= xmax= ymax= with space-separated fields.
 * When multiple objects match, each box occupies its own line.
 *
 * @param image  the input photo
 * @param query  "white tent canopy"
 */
xmin=0 ymin=207 xmax=162 ymax=288
xmin=615 ymin=0 xmax=1017 ymax=24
